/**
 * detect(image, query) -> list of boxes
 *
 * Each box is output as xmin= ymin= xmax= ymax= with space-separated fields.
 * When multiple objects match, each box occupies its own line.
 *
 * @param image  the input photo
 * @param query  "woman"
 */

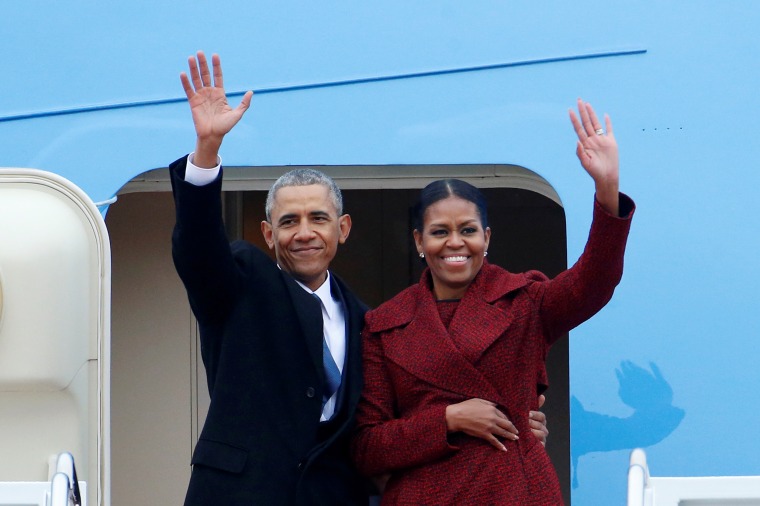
xmin=351 ymin=99 xmax=635 ymax=505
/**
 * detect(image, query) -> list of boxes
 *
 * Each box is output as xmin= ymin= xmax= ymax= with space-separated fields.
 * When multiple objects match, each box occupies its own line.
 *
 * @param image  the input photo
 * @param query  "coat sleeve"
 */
xmin=170 ymin=155 xmax=242 ymax=325
xmin=532 ymin=192 xmax=635 ymax=344
xmin=350 ymin=328 xmax=457 ymax=477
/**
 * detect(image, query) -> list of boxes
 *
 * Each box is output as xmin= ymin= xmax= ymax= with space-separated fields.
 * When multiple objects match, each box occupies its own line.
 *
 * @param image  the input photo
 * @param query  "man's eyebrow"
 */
xmin=276 ymin=213 xmax=298 ymax=225
xmin=276 ymin=210 xmax=331 ymax=225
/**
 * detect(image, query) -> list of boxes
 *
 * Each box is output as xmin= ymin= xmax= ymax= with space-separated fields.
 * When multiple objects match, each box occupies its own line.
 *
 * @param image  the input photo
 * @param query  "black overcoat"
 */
xmin=170 ymin=156 xmax=369 ymax=505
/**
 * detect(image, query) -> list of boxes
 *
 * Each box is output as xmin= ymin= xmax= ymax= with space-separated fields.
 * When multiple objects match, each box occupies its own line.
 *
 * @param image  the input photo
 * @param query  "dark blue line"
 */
xmin=0 ymin=48 xmax=646 ymax=123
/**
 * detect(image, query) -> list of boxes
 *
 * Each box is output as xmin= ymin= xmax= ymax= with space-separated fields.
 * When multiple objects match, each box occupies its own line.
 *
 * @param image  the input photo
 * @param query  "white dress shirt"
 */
xmin=184 ymin=152 xmax=221 ymax=185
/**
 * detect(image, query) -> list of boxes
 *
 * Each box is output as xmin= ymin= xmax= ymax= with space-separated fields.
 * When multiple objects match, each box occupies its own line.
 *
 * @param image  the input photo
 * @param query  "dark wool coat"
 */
xmin=352 ymin=194 xmax=634 ymax=506
xmin=170 ymin=156 xmax=369 ymax=506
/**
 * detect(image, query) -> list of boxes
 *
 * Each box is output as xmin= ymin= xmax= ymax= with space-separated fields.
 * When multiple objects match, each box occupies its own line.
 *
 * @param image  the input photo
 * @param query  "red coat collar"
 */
xmin=363 ymin=262 xmax=534 ymax=407
xmin=365 ymin=261 xmax=529 ymax=333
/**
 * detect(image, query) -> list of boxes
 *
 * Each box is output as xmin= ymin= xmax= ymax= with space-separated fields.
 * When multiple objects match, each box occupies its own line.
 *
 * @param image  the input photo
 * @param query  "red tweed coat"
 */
xmin=351 ymin=195 xmax=634 ymax=505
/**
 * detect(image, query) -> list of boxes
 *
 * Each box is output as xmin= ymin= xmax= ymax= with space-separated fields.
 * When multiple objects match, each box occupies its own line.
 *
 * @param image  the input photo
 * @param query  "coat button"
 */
xmin=306 ymin=387 xmax=315 ymax=398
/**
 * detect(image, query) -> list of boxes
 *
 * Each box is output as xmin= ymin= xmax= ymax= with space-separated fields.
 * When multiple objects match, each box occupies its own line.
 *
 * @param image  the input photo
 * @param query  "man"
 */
xmin=170 ymin=51 xmax=548 ymax=505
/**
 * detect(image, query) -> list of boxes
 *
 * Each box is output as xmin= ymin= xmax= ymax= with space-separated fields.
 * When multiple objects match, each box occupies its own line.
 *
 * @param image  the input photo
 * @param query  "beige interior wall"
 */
xmin=106 ymin=191 xmax=196 ymax=505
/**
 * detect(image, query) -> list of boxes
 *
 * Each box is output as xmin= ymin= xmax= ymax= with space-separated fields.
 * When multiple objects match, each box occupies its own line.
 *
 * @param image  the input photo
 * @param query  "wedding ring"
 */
xmin=595 ymin=128 xmax=604 ymax=135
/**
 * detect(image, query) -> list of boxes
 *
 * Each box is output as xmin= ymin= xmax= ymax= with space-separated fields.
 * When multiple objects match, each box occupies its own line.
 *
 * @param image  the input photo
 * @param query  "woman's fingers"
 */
xmin=487 ymin=434 xmax=508 ymax=452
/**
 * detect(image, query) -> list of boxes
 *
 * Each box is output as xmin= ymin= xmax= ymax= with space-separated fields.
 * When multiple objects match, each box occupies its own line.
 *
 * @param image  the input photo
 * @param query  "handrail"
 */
xmin=627 ymin=448 xmax=650 ymax=506
xmin=49 ymin=473 xmax=71 ymax=506
xmin=48 ymin=452 xmax=82 ymax=506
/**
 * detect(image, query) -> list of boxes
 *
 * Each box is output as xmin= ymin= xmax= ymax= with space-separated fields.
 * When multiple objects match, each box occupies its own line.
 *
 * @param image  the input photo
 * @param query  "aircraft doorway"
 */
xmin=107 ymin=165 xmax=570 ymax=505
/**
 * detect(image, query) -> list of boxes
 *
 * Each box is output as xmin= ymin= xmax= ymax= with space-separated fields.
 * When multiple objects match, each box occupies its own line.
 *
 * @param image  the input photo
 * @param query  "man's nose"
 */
xmin=294 ymin=221 xmax=316 ymax=240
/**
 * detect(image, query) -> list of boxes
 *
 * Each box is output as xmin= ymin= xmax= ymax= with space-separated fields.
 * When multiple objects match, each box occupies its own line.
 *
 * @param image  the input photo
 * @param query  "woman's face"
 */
xmin=414 ymin=195 xmax=491 ymax=300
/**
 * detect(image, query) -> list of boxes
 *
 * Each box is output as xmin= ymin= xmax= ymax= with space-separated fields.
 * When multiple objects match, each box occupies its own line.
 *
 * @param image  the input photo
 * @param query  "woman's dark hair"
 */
xmin=412 ymin=179 xmax=489 ymax=232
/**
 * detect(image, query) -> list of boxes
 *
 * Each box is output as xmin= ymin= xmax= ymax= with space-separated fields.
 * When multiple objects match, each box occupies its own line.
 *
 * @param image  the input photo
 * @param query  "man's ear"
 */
xmin=261 ymin=221 xmax=275 ymax=250
xmin=338 ymin=214 xmax=352 ymax=244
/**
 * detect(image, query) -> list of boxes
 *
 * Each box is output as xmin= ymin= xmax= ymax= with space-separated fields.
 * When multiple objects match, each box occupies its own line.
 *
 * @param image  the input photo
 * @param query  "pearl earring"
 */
xmin=484 ymin=251 xmax=488 ymax=257
xmin=419 ymin=252 xmax=425 ymax=259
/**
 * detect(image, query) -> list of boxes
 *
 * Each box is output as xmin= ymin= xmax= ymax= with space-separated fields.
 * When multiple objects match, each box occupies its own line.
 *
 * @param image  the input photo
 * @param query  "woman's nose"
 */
xmin=446 ymin=232 xmax=464 ymax=248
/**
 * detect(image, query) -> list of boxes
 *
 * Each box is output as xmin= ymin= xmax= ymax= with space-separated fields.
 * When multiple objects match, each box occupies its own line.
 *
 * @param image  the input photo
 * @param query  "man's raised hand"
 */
xmin=180 ymin=51 xmax=253 ymax=167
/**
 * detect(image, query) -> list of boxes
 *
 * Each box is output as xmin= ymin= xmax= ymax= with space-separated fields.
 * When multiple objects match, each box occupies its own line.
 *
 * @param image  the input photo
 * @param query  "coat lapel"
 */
xmin=447 ymin=270 xmax=516 ymax=365
xmin=381 ymin=277 xmax=503 ymax=403
xmin=329 ymin=275 xmax=364 ymax=414
xmin=282 ymin=272 xmax=324 ymax=383
xmin=338 ymin=278 xmax=366 ymax=410
xmin=377 ymin=264 xmax=529 ymax=406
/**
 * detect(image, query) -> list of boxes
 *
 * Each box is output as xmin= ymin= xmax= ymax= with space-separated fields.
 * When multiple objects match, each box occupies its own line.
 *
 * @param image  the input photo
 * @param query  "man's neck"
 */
xmin=281 ymin=266 xmax=329 ymax=294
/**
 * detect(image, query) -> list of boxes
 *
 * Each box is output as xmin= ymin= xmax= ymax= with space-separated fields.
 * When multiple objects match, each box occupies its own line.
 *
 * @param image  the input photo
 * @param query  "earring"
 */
xmin=484 ymin=251 xmax=488 ymax=257
xmin=419 ymin=252 xmax=425 ymax=259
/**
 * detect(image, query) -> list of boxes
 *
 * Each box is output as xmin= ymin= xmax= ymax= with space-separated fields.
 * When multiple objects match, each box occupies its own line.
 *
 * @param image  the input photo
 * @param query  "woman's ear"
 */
xmin=413 ymin=229 xmax=423 ymax=256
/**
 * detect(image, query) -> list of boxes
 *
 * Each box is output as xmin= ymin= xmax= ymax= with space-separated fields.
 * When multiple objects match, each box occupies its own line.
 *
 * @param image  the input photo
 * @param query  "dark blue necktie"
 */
xmin=312 ymin=293 xmax=342 ymax=409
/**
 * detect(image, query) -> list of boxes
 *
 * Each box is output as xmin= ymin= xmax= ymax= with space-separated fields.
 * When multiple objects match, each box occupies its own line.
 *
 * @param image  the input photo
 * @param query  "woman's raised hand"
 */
xmin=569 ymin=98 xmax=620 ymax=216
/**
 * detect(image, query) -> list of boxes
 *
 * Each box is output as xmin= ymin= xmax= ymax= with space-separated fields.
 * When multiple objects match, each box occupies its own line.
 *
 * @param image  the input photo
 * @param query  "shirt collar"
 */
xmin=293 ymin=270 xmax=340 ymax=321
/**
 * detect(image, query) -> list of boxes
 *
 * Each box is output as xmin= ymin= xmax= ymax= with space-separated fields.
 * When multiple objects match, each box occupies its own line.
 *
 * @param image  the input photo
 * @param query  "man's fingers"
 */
xmin=211 ymin=53 xmax=224 ymax=89
xmin=179 ymin=73 xmax=194 ymax=100
xmin=197 ymin=51 xmax=212 ymax=87
xmin=188 ymin=55 xmax=203 ymax=91
xmin=529 ymin=409 xmax=547 ymax=425
xmin=237 ymin=90 xmax=254 ymax=113
xmin=529 ymin=418 xmax=549 ymax=434
xmin=529 ymin=419 xmax=548 ymax=435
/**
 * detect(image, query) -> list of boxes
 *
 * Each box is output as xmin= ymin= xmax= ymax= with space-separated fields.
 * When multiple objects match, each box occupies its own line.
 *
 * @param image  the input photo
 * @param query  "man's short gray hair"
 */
xmin=265 ymin=168 xmax=344 ymax=222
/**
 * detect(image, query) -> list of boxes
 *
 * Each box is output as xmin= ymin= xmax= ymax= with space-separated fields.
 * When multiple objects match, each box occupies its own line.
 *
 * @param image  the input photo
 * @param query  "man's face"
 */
xmin=261 ymin=184 xmax=351 ymax=291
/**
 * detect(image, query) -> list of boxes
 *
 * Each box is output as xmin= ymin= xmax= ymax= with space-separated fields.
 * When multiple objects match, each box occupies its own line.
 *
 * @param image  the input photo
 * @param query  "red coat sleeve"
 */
xmin=532 ymin=193 xmax=635 ymax=344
